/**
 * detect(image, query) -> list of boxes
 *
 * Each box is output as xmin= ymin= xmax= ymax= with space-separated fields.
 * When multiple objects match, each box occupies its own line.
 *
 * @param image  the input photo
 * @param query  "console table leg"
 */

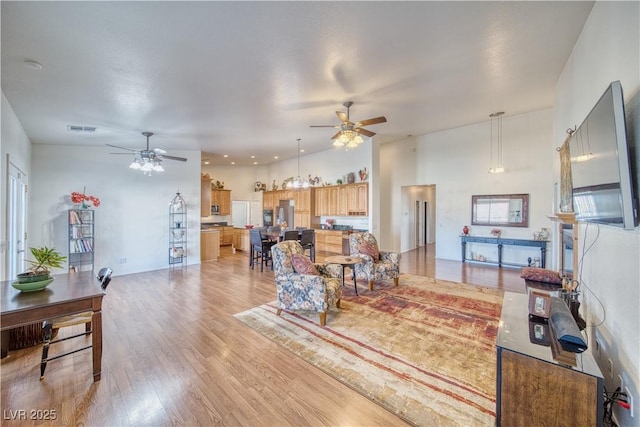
xmin=462 ymin=241 xmax=466 ymax=262
xmin=498 ymin=243 xmax=503 ymax=268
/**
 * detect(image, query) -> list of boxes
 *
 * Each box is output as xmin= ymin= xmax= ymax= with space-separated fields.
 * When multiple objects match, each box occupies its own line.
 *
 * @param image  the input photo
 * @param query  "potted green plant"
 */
xmin=16 ymin=246 xmax=67 ymax=283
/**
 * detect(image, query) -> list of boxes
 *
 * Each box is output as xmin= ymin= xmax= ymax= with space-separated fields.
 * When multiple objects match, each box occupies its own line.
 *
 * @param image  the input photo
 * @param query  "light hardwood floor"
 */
xmin=1 ymin=245 xmax=525 ymax=426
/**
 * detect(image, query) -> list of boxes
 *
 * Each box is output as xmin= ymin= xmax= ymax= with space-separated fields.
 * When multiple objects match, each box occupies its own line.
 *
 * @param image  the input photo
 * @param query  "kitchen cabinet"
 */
xmin=233 ymin=229 xmax=250 ymax=251
xmin=315 ymin=230 xmax=344 ymax=254
xmin=211 ymin=190 xmax=231 ymax=215
xmin=221 ymin=226 xmax=234 ymax=246
xmin=200 ymin=230 xmax=220 ymax=262
xmin=314 ymin=184 xmax=368 ymax=217
xmin=201 ymin=178 xmax=211 ymax=217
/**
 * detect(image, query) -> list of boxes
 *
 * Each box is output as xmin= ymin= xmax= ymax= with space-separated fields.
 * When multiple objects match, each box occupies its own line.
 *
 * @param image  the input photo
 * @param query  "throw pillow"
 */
xmin=291 ymin=254 xmax=319 ymax=276
xmin=358 ymin=240 xmax=380 ymax=260
xmin=520 ymin=267 xmax=562 ymax=284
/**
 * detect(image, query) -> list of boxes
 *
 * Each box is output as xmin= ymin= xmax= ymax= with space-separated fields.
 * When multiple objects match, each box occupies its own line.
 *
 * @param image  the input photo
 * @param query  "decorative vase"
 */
xmin=462 ymin=226 xmax=469 ymax=235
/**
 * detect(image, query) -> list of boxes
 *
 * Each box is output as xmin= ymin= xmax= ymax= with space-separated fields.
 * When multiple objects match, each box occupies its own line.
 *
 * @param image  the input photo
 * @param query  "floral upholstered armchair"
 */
xmin=349 ymin=232 xmax=401 ymax=291
xmin=271 ymin=241 xmax=342 ymax=326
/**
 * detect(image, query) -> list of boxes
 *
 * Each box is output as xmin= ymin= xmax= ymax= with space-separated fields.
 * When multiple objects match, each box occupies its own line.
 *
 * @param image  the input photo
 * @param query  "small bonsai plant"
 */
xmin=17 ymin=246 xmax=67 ymax=282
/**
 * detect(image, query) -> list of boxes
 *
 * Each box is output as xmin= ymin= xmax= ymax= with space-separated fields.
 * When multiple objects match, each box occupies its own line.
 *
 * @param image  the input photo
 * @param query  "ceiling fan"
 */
xmin=310 ymin=101 xmax=387 ymax=146
xmin=108 ymin=132 xmax=187 ymax=174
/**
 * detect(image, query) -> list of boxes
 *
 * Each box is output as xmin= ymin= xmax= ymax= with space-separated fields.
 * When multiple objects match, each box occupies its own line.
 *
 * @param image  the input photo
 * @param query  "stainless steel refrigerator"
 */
xmin=277 ymin=199 xmax=295 ymax=228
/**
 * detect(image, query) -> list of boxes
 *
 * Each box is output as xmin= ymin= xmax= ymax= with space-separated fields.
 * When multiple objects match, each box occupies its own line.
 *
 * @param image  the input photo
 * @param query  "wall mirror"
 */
xmin=471 ymin=194 xmax=529 ymax=227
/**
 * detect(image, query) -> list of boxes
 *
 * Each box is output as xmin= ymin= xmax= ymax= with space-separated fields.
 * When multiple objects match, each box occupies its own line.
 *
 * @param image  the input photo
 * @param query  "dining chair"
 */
xmin=299 ymin=229 xmax=316 ymax=261
xmin=283 ymin=230 xmax=299 ymax=241
xmin=250 ymin=229 xmax=274 ymax=271
xmin=40 ymin=267 xmax=112 ymax=380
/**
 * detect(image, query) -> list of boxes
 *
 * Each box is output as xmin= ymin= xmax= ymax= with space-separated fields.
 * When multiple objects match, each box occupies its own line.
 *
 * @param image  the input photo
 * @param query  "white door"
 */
xmin=7 ymin=162 xmax=28 ymax=279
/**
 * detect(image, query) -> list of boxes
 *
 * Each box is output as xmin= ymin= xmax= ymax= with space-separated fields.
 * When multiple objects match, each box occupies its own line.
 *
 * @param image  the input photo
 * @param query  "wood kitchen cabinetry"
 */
xmin=233 ymin=228 xmax=250 ymax=251
xmin=315 ymin=230 xmax=345 ymax=254
xmin=200 ymin=230 xmax=220 ymax=262
xmin=314 ymin=183 xmax=368 ymax=217
xmin=262 ymin=188 xmax=318 ymax=228
xmin=201 ymin=178 xmax=211 ymax=217
xmin=211 ymin=190 xmax=231 ymax=216
xmin=220 ymin=226 xmax=234 ymax=246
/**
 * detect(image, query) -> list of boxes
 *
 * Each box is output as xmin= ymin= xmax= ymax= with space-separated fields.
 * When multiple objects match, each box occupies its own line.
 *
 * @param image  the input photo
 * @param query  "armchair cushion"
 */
xmin=358 ymin=239 xmax=380 ymax=260
xmin=291 ymin=254 xmax=319 ymax=276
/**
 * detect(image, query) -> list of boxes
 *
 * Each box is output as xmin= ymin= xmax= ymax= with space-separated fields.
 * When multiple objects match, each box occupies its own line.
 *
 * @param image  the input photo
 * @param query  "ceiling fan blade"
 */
xmin=106 ymin=143 xmax=137 ymax=152
xmin=358 ymin=128 xmax=376 ymax=137
xmin=110 ymin=152 xmax=135 ymax=155
xmin=310 ymin=125 xmax=340 ymax=128
xmin=336 ymin=111 xmax=349 ymax=123
xmin=153 ymin=148 xmax=167 ymax=155
xmin=356 ymin=116 xmax=387 ymax=127
xmin=330 ymin=131 xmax=342 ymax=140
xmin=158 ymin=154 xmax=187 ymax=162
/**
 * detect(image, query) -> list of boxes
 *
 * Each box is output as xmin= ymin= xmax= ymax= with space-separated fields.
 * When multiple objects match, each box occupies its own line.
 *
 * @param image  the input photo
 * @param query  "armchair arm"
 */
xmin=380 ymin=251 xmax=401 ymax=264
xmin=316 ymin=263 xmax=342 ymax=279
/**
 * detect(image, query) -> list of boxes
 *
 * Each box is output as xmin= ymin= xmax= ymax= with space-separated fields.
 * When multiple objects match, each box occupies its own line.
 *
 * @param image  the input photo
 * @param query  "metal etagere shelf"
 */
xmin=169 ymin=192 xmax=187 ymax=267
xmin=68 ymin=208 xmax=94 ymax=272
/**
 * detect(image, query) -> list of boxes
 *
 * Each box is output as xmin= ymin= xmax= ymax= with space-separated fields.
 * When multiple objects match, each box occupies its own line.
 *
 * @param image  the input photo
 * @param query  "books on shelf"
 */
xmin=71 ymin=238 xmax=93 ymax=253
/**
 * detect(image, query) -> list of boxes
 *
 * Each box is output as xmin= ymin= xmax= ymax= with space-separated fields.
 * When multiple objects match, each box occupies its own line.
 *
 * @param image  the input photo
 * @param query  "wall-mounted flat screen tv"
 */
xmin=569 ymin=81 xmax=638 ymax=229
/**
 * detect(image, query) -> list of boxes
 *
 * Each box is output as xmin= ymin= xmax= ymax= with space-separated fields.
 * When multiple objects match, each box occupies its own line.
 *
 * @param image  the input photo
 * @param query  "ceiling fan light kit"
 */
xmin=108 ymin=131 xmax=186 ymax=176
xmin=311 ymin=101 xmax=387 ymax=149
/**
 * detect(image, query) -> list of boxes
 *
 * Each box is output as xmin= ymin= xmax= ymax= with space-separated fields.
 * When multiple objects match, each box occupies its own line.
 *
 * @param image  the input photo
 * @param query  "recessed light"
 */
xmin=274 ymin=156 xmax=279 ymax=159
xmin=250 ymin=155 xmax=255 ymax=159
xmin=300 ymin=149 xmax=305 ymax=153
xmin=230 ymin=161 xmax=235 ymax=165
xmin=203 ymin=161 xmax=210 ymax=165
xmin=24 ymin=60 xmax=42 ymax=70
xmin=223 ymin=154 xmax=229 ymax=158
xmin=253 ymin=161 xmax=258 ymax=165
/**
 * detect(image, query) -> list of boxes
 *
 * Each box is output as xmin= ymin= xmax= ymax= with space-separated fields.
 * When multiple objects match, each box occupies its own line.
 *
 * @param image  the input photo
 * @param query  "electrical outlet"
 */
xmin=618 ymin=375 xmax=624 ymax=391
xmin=608 ymin=359 xmax=614 ymax=379
xmin=625 ymin=386 xmax=634 ymax=418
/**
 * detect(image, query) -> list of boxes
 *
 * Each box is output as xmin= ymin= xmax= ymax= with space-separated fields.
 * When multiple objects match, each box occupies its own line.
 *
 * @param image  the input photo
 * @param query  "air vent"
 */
xmin=67 ymin=125 xmax=97 ymax=133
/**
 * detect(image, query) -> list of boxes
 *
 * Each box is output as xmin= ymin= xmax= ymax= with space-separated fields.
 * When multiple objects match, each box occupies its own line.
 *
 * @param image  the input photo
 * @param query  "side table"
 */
xmin=325 ymin=255 xmax=362 ymax=295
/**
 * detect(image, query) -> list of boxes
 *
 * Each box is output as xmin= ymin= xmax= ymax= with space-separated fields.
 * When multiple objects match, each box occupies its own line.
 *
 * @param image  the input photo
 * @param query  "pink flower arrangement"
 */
xmin=71 ymin=188 xmax=100 ymax=208
xmin=491 ymin=228 xmax=502 ymax=237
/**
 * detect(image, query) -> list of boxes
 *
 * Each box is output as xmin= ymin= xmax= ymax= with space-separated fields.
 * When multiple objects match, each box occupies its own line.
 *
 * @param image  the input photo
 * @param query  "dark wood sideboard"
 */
xmin=460 ymin=235 xmax=548 ymax=268
xmin=496 ymin=292 xmax=603 ymax=426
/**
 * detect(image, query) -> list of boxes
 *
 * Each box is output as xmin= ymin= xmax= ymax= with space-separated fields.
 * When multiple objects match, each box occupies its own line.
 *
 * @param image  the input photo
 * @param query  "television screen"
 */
xmin=569 ymin=81 xmax=638 ymax=229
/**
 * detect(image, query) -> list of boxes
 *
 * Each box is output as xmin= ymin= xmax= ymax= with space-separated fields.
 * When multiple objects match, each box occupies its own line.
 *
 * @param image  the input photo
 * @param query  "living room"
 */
xmin=1 ymin=2 xmax=638 ymax=426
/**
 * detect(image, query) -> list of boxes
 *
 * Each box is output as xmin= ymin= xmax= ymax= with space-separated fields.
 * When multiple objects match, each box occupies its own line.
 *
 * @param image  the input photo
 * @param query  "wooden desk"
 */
xmin=1 ymin=271 xmax=105 ymax=382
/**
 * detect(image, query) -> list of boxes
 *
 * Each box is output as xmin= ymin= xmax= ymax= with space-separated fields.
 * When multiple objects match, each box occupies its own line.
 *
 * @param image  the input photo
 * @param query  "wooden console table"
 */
xmin=460 ymin=235 xmax=548 ymax=268
xmin=496 ymin=292 xmax=603 ymax=426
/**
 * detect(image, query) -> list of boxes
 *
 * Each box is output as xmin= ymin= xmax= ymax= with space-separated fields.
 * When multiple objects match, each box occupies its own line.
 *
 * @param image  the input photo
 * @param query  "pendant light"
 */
xmin=287 ymin=138 xmax=309 ymax=189
xmin=489 ymin=112 xmax=505 ymax=174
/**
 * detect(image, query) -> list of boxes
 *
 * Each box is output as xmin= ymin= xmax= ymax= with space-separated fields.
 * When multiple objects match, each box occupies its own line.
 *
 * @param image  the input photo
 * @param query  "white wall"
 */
xmin=380 ymin=110 xmax=554 ymax=262
xmin=553 ymin=3 xmax=639 ymax=425
xmin=1 ymin=91 xmax=32 ymax=281
xmin=29 ymin=145 xmax=202 ymax=276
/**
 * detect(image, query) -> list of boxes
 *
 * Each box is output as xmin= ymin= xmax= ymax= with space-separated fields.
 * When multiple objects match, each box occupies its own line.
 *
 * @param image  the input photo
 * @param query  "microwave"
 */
xmin=211 ymin=204 xmax=220 ymax=215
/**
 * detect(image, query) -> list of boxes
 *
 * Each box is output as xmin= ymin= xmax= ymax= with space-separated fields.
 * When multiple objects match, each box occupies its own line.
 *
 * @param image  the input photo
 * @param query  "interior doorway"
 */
xmin=7 ymin=161 xmax=28 ymax=280
xmin=400 ymin=185 xmax=436 ymax=253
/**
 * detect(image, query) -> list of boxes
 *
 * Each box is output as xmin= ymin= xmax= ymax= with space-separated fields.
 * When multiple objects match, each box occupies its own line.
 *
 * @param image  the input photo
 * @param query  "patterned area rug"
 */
xmin=234 ymin=274 xmax=504 ymax=426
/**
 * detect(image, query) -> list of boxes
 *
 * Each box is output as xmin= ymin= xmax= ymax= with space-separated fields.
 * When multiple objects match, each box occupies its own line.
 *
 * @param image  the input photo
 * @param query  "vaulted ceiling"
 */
xmin=1 ymin=1 xmax=594 ymax=165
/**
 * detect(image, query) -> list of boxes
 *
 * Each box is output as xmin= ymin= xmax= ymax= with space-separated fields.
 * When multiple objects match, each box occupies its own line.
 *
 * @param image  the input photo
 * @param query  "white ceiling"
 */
xmin=1 ymin=1 xmax=594 ymax=166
